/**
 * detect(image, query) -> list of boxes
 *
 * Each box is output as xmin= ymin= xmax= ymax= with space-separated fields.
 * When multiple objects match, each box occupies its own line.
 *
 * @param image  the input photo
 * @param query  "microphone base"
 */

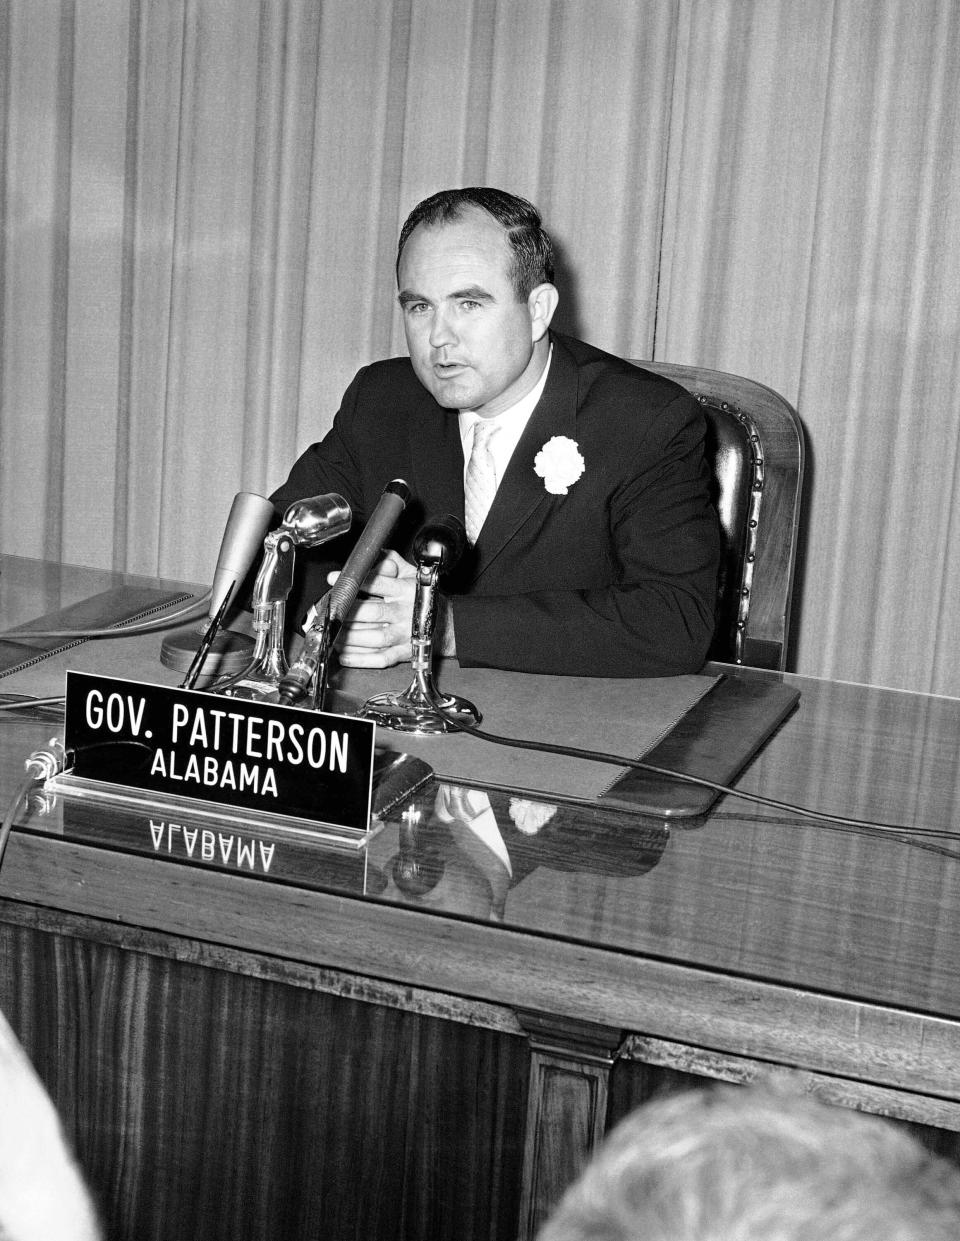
xmin=360 ymin=672 xmax=481 ymax=735
xmin=160 ymin=625 xmax=255 ymax=686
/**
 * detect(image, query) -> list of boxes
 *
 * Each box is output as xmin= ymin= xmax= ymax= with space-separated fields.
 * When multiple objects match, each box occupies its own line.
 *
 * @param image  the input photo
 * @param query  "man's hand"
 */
xmin=326 ymin=550 xmax=415 ymax=667
xmin=326 ymin=549 xmax=456 ymax=668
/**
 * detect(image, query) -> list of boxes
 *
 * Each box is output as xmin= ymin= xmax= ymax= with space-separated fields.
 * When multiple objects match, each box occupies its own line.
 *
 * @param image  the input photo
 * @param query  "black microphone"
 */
xmin=413 ymin=514 xmax=467 ymax=572
xmin=328 ymin=479 xmax=411 ymax=632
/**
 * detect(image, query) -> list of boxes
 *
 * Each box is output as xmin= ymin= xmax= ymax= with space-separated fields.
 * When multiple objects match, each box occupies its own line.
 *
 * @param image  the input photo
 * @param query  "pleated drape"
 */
xmin=2 ymin=0 xmax=959 ymax=695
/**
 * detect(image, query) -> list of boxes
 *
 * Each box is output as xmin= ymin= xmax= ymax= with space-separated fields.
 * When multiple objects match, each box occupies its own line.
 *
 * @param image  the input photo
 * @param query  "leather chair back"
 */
xmin=631 ymin=361 xmax=804 ymax=670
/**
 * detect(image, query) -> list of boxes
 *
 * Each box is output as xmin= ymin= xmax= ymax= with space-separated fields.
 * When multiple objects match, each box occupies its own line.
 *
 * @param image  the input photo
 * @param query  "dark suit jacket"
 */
xmin=271 ymin=331 xmax=720 ymax=677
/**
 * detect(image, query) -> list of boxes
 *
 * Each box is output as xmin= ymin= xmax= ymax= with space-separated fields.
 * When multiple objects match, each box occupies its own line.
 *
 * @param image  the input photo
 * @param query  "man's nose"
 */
xmin=429 ymin=307 xmax=457 ymax=349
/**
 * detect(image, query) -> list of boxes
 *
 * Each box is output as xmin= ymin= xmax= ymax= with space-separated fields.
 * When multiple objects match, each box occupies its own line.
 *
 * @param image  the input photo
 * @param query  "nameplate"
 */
xmin=60 ymin=671 xmax=376 ymax=833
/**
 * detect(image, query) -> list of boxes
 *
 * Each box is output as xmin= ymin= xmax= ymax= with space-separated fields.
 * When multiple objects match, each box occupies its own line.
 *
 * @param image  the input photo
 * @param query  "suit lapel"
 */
xmin=407 ymin=395 xmax=465 ymax=523
xmin=470 ymin=336 xmax=580 ymax=583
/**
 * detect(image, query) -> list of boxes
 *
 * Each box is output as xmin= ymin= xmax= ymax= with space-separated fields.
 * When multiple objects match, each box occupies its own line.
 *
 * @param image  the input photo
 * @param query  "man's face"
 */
xmin=397 ymin=209 xmax=551 ymax=418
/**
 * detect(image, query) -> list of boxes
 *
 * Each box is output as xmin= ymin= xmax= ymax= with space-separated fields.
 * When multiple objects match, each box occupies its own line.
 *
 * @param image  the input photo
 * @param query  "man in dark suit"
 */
xmin=271 ymin=187 xmax=719 ymax=678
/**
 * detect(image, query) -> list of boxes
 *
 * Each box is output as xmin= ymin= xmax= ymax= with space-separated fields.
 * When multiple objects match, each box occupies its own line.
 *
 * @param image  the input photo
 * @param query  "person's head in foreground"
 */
xmin=0 ymin=1007 xmax=101 ymax=1241
xmin=537 ymin=1083 xmax=960 ymax=1241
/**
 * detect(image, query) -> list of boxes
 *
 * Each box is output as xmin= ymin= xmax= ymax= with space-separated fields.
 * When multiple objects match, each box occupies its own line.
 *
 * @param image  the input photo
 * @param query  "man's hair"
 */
xmin=537 ymin=1084 xmax=960 ymax=1241
xmin=396 ymin=187 xmax=555 ymax=299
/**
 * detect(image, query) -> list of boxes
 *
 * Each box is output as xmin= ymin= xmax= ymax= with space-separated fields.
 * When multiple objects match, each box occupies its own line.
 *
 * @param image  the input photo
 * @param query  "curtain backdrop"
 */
xmin=2 ymin=0 xmax=958 ymax=696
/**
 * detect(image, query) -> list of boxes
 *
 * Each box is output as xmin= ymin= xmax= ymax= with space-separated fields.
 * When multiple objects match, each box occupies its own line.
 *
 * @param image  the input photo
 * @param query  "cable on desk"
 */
xmin=438 ymin=713 xmax=960 ymax=846
xmin=0 ymin=740 xmax=68 ymax=873
xmin=0 ymin=696 xmax=66 ymax=714
xmin=706 ymin=810 xmax=960 ymax=861
xmin=0 ymin=737 xmax=159 ymax=878
xmin=2 ymin=690 xmax=955 ymax=852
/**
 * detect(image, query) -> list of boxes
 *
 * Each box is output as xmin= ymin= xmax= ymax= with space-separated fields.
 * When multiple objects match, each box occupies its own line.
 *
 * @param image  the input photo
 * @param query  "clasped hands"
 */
xmin=326 ymin=549 xmax=454 ymax=668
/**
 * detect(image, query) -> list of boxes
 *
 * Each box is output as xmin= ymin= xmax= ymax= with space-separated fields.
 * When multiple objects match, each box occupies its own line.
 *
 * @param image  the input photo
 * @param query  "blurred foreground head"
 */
xmin=0 ymin=1007 xmax=101 ymax=1241
xmin=537 ymin=1083 xmax=960 ymax=1241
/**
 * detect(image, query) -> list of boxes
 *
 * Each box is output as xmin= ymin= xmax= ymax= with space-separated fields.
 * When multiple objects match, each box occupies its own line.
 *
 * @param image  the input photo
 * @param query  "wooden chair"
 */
xmin=631 ymin=361 xmax=804 ymax=671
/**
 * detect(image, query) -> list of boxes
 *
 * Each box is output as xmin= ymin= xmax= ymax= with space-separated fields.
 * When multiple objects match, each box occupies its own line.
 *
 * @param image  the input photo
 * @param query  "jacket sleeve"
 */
xmin=267 ymin=370 xmax=374 ymax=624
xmin=269 ymin=369 xmax=371 ymax=523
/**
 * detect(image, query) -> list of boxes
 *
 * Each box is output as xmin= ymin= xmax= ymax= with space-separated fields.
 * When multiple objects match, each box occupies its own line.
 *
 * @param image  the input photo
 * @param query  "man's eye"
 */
xmin=405 ymin=302 xmax=429 ymax=315
xmin=460 ymin=300 xmax=482 ymax=311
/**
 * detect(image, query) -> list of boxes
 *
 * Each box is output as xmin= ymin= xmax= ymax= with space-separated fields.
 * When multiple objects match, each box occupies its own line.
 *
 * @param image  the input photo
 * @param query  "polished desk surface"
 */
xmin=3 ymin=554 xmax=960 ymax=1104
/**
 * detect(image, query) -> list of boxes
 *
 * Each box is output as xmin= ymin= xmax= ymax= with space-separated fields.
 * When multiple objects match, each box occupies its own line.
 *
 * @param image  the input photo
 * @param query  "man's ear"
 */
xmin=528 ymin=283 xmax=559 ymax=342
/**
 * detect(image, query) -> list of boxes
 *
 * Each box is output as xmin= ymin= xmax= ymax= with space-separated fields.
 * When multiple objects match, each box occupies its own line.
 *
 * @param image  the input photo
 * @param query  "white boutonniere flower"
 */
xmin=533 ymin=435 xmax=585 ymax=495
xmin=508 ymin=797 xmax=558 ymax=834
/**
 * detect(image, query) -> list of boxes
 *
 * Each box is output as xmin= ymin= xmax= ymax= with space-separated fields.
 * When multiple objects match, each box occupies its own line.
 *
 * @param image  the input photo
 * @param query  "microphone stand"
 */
xmin=275 ymin=478 xmax=411 ymax=713
xmin=275 ymin=597 xmax=337 ymax=712
xmin=216 ymin=528 xmax=296 ymax=701
xmin=180 ymin=585 xmax=236 ymax=691
xmin=212 ymin=492 xmax=352 ymax=703
xmin=308 ymin=614 xmax=338 ymax=713
xmin=359 ymin=545 xmax=481 ymax=735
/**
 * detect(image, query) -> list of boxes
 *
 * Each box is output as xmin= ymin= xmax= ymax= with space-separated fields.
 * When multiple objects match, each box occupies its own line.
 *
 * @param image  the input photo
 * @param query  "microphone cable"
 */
xmin=0 ymin=696 xmax=66 ymax=714
xmin=2 ymin=692 xmax=957 ymax=855
xmin=0 ymin=740 xmax=69 ymax=873
xmin=433 ymin=711 xmax=960 ymax=851
xmin=0 ymin=737 xmax=161 ymax=878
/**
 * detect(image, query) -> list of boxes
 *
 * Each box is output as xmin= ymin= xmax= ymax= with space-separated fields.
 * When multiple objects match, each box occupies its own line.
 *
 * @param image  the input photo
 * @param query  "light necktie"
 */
xmin=464 ymin=420 xmax=499 ymax=544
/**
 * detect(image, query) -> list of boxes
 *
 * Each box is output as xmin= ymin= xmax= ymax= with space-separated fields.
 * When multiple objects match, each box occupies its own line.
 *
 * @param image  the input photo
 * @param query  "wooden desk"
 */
xmin=3 ymin=556 xmax=960 ymax=1239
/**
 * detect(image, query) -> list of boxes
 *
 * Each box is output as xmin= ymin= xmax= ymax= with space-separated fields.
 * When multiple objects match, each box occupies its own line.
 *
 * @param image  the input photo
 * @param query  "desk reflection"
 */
xmin=366 ymin=785 xmax=668 ymax=923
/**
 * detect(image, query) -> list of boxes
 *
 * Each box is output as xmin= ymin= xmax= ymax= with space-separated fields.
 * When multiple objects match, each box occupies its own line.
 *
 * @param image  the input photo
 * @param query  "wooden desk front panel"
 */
xmin=0 ymin=914 xmax=529 ymax=1241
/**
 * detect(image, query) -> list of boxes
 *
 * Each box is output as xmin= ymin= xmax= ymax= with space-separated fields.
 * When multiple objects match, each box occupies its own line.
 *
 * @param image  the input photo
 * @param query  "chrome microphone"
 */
xmin=214 ymin=493 xmax=351 ymax=701
xmin=276 ymin=616 xmax=327 ymax=706
xmin=359 ymin=514 xmax=481 ymax=734
xmin=408 ymin=515 xmax=467 ymax=670
xmin=412 ymin=514 xmax=467 ymax=575
xmin=276 ymin=481 xmax=410 ymax=708
xmin=281 ymin=493 xmax=352 ymax=548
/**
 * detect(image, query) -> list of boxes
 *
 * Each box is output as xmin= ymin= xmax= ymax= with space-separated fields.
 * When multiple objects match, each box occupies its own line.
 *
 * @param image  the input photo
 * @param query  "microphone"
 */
xmin=280 ymin=493 xmax=352 ymax=548
xmin=413 ymin=514 xmax=467 ymax=573
xmin=209 ymin=492 xmax=276 ymax=616
xmin=358 ymin=513 xmax=481 ymax=734
xmin=275 ymin=481 xmax=409 ymax=708
xmin=161 ymin=492 xmax=275 ymax=681
xmin=212 ymin=492 xmax=352 ymax=701
xmin=328 ymin=479 xmax=411 ymax=631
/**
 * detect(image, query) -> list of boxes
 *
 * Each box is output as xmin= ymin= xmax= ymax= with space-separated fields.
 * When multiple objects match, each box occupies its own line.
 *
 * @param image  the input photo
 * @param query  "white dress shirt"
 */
xmin=458 ymin=346 xmax=553 ymax=489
